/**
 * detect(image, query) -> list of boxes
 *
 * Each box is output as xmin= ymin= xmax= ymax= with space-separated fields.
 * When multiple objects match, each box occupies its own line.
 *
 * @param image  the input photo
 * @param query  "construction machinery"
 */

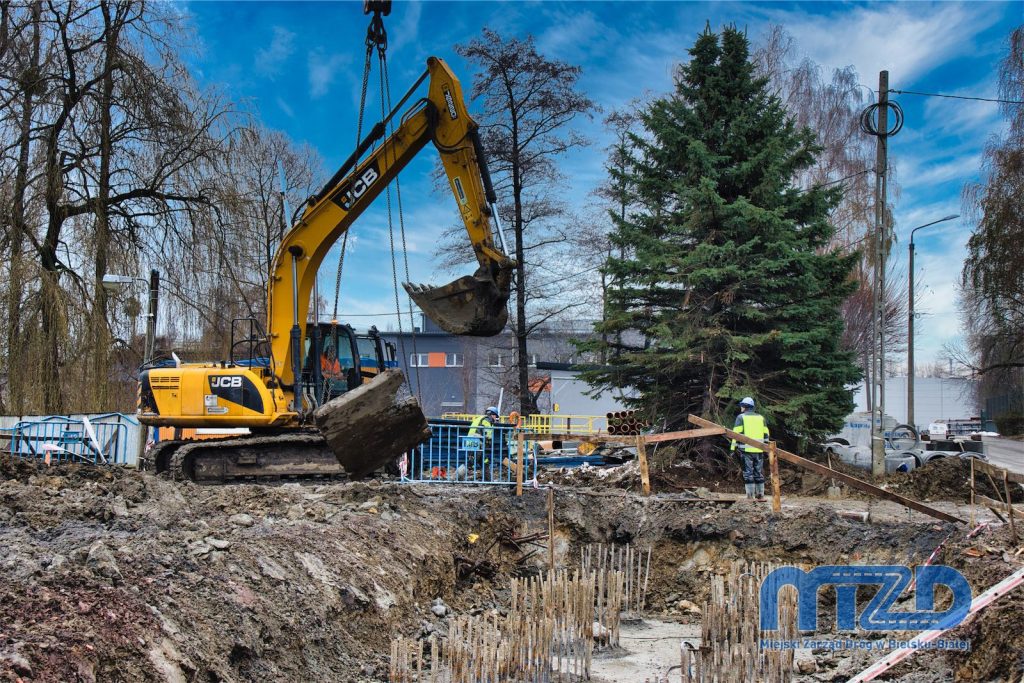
xmin=138 ymin=54 xmax=513 ymax=482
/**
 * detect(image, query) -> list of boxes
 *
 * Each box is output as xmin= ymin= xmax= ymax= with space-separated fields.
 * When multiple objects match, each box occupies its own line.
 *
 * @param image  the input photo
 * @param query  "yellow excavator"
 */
xmin=138 ymin=55 xmax=513 ymax=482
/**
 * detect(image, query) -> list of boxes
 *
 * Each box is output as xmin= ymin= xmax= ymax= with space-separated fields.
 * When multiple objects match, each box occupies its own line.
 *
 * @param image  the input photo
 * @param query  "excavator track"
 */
xmin=166 ymin=433 xmax=346 ymax=483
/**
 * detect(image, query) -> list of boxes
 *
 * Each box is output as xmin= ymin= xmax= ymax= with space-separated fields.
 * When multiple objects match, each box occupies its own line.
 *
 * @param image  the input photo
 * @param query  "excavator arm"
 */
xmin=267 ymin=56 xmax=513 ymax=395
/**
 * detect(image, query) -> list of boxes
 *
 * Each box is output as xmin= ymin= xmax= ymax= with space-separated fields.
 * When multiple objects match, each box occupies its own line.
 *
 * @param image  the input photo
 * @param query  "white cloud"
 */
xmin=911 ymin=234 xmax=972 ymax=360
xmin=387 ymin=0 xmax=423 ymax=55
xmin=254 ymin=26 xmax=296 ymax=77
xmin=308 ymin=50 xmax=350 ymax=98
xmin=536 ymin=9 xmax=611 ymax=62
xmin=902 ymin=153 xmax=983 ymax=188
xmin=772 ymin=3 xmax=1003 ymax=84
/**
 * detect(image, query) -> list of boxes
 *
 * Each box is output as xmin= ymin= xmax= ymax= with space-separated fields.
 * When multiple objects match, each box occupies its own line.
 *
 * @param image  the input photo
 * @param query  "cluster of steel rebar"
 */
xmin=606 ymin=410 xmax=649 ymax=435
xmin=389 ymin=567 xmax=626 ymax=682
xmin=581 ymin=542 xmax=651 ymax=619
xmin=681 ymin=561 xmax=797 ymax=682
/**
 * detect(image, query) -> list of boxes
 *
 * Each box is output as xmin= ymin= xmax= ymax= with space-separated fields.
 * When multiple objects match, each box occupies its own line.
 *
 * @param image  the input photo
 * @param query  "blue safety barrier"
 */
xmin=401 ymin=422 xmax=538 ymax=485
xmin=7 ymin=413 xmax=136 ymax=465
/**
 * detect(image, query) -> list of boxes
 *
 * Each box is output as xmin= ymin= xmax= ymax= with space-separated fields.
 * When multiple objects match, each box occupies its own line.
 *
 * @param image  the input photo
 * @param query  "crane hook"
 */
xmin=363 ymin=1 xmax=391 ymax=17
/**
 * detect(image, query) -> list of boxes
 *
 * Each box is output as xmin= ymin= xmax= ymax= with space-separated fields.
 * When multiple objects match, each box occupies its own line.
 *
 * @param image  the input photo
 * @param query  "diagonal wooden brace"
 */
xmin=687 ymin=414 xmax=964 ymax=525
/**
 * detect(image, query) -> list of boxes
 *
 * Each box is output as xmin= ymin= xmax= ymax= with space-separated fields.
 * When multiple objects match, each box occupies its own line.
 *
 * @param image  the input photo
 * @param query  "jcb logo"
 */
xmin=211 ymin=376 xmax=243 ymax=389
xmin=443 ymin=86 xmax=458 ymax=120
xmin=334 ymin=162 xmax=380 ymax=210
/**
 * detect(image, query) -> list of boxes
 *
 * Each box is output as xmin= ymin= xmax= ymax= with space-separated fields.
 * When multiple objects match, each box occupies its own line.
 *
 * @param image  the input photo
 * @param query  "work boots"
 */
xmin=745 ymin=483 xmax=755 ymax=499
xmin=755 ymin=483 xmax=766 ymax=501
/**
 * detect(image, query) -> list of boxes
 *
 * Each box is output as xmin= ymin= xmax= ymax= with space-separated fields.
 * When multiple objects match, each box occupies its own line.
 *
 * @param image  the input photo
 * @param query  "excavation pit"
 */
xmin=0 ymin=455 xmax=1021 ymax=682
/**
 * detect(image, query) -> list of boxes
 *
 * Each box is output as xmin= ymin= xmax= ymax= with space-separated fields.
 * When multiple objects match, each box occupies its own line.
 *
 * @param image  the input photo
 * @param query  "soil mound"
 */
xmin=887 ymin=457 xmax=1024 ymax=503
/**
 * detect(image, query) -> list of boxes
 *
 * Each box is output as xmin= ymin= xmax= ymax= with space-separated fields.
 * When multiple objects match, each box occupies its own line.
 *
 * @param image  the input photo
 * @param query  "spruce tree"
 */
xmin=582 ymin=26 xmax=860 ymax=442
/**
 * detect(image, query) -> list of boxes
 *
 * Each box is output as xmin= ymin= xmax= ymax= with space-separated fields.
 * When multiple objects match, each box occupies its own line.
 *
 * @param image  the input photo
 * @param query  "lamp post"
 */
xmin=102 ymin=269 xmax=159 ymax=365
xmin=907 ymin=215 xmax=958 ymax=429
xmin=103 ymin=270 xmax=160 ymax=463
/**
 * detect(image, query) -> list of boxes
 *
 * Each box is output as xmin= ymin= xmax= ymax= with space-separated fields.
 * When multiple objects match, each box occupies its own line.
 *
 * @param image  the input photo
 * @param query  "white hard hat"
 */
xmin=740 ymin=397 xmax=755 ymax=408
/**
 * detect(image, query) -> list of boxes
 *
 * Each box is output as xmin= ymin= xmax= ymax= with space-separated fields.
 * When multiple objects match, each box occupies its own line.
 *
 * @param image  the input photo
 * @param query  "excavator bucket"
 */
xmin=313 ymin=369 xmax=431 ymax=479
xmin=404 ymin=266 xmax=511 ymax=337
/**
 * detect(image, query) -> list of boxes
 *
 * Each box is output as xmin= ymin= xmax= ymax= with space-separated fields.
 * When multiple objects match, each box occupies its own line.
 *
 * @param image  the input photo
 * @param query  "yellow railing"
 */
xmin=439 ymin=412 xmax=608 ymax=435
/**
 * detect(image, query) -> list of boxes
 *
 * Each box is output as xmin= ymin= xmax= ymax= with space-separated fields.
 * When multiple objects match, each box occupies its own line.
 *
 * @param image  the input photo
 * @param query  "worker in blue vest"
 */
xmin=730 ymin=397 xmax=769 ymax=500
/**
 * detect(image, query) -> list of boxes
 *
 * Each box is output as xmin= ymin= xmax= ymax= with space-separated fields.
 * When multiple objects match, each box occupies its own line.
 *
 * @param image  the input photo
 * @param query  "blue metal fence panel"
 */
xmin=402 ymin=422 xmax=538 ymax=485
xmin=8 ymin=415 xmax=133 ymax=465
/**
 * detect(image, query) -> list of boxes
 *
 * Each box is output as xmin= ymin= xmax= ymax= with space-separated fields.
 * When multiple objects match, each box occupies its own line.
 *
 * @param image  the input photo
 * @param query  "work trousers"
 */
xmin=740 ymin=451 xmax=765 ymax=484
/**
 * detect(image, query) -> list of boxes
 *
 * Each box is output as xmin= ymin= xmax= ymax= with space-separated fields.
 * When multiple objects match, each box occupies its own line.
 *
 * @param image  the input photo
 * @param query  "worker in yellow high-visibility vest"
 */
xmin=730 ymin=397 xmax=769 ymax=501
xmin=467 ymin=407 xmax=500 ymax=476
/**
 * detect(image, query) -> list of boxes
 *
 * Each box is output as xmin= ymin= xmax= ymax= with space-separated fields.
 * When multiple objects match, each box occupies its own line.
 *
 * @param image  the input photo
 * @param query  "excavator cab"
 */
xmin=355 ymin=326 xmax=397 ymax=383
xmin=301 ymin=323 xmax=363 ymax=408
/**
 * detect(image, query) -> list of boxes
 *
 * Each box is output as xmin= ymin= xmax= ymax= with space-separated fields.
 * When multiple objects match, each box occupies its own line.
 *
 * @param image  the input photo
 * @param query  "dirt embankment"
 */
xmin=0 ymin=458 xmax=524 ymax=682
xmin=1 ymin=455 xmax=1022 ymax=682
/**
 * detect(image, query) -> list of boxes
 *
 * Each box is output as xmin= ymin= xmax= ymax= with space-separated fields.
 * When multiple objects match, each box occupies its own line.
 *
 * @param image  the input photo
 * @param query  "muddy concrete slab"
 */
xmin=314 ymin=370 xmax=430 ymax=478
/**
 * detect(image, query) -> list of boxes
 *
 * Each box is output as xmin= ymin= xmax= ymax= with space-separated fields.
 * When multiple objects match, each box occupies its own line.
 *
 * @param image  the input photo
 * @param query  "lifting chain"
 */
xmin=376 ymin=39 xmax=422 ymax=401
xmin=322 ymin=4 xmax=390 ymax=406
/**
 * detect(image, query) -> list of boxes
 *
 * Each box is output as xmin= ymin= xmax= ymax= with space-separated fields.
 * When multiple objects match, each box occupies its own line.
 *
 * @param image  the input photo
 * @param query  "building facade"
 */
xmin=381 ymin=316 xmax=625 ymax=417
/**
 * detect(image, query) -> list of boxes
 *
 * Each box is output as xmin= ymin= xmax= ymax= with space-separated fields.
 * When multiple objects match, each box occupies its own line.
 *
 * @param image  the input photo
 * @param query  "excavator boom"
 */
xmin=138 ymin=56 xmax=512 ymax=482
xmin=269 ymin=56 xmax=513 ymax=395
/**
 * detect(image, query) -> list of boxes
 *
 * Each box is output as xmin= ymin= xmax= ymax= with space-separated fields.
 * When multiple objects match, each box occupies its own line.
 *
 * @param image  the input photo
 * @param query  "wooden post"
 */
xmin=1004 ymin=470 xmax=1018 ymax=544
xmin=970 ymin=457 xmax=975 ymax=528
xmin=516 ymin=431 xmax=525 ymax=497
xmin=636 ymin=435 xmax=651 ymax=496
xmin=547 ymin=488 xmax=555 ymax=574
xmin=768 ymin=441 xmax=781 ymax=513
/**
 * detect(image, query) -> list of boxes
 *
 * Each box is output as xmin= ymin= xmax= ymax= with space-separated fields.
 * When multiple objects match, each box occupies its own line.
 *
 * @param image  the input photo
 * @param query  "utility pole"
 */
xmin=870 ymin=71 xmax=889 ymax=479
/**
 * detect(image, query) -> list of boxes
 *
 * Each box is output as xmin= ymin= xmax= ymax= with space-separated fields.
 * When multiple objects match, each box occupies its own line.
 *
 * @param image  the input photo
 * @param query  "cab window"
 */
xmin=356 ymin=337 xmax=379 ymax=370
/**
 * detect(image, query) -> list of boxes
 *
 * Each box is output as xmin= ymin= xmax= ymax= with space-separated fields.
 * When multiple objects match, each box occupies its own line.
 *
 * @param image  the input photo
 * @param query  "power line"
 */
xmin=889 ymin=89 xmax=1024 ymax=106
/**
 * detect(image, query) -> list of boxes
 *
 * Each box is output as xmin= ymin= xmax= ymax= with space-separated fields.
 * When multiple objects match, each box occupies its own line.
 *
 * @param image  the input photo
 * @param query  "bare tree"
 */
xmin=0 ymin=0 xmax=43 ymax=414
xmin=0 ymin=1 xmax=313 ymax=414
xmin=455 ymin=28 xmax=595 ymax=414
xmin=960 ymin=25 xmax=1024 ymax=395
xmin=152 ymin=124 xmax=320 ymax=361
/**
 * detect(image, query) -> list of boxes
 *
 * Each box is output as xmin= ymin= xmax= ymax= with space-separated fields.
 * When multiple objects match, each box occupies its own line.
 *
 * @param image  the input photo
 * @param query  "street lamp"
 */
xmin=908 ymin=214 xmax=959 ymax=428
xmin=102 ymin=270 xmax=160 ymax=365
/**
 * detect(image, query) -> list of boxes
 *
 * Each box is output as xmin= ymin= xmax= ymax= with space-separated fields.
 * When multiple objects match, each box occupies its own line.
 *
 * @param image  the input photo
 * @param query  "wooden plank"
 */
xmin=973 ymin=459 xmax=1024 ymax=485
xmin=976 ymin=494 xmax=1024 ymax=517
xmin=521 ymin=428 xmax=725 ymax=444
xmin=515 ymin=432 xmax=525 ymax=497
xmin=568 ymin=489 xmax=740 ymax=504
xmin=768 ymin=441 xmax=781 ymax=513
xmin=687 ymin=414 xmax=965 ymax=524
xmin=643 ymin=427 xmax=725 ymax=443
xmin=636 ymin=436 xmax=651 ymax=496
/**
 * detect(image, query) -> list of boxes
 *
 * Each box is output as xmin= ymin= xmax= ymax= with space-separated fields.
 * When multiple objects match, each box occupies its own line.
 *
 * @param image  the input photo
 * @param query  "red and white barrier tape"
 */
xmin=849 ymin=565 xmax=1024 ymax=683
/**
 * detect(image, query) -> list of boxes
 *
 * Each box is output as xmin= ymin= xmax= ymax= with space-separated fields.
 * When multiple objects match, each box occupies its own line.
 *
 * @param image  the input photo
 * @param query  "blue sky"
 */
xmin=181 ymin=0 xmax=1020 ymax=368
